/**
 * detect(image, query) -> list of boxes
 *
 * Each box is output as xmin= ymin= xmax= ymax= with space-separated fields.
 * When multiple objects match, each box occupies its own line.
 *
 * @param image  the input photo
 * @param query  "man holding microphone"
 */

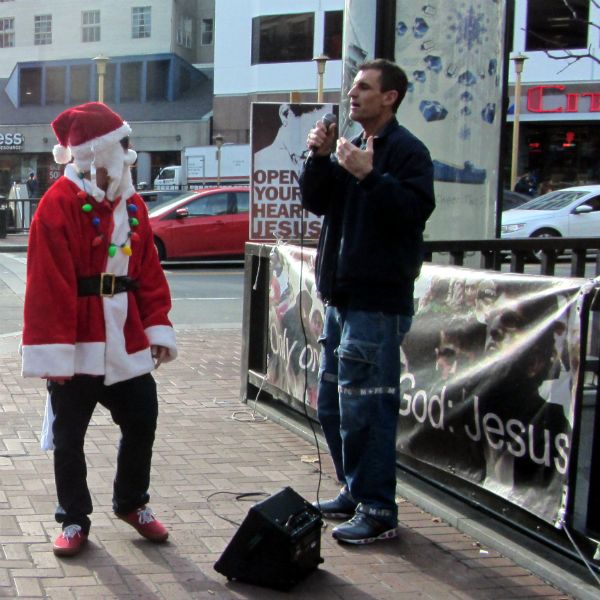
xmin=300 ymin=59 xmax=435 ymax=544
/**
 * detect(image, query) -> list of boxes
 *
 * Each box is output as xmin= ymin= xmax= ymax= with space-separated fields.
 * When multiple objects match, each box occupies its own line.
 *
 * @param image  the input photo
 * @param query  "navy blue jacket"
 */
xmin=299 ymin=118 xmax=435 ymax=315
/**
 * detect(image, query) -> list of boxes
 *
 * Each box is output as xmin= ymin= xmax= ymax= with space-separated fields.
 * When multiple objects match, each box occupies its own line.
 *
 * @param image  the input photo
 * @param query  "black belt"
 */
xmin=77 ymin=274 xmax=139 ymax=297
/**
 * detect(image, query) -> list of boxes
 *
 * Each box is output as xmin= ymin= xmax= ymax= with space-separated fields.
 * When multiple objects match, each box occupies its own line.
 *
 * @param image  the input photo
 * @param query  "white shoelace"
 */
xmin=137 ymin=507 xmax=156 ymax=524
xmin=62 ymin=524 xmax=82 ymax=539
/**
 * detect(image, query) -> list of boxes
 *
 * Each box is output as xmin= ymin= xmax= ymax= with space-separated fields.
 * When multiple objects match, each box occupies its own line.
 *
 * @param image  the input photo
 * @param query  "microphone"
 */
xmin=307 ymin=113 xmax=337 ymax=159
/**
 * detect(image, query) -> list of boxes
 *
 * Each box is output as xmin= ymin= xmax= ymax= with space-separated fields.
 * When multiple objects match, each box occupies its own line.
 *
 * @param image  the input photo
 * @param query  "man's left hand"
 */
xmin=336 ymin=136 xmax=374 ymax=181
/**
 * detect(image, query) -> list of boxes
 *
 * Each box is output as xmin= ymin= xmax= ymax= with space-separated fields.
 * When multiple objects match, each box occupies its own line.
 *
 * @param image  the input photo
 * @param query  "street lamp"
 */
xmin=214 ymin=134 xmax=224 ymax=187
xmin=93 ymin=54 xmax=109 ymax=103
xmin=510 ymin=53 xmax=528 ymax=191
xmin=313 ymin=54 xmax=329 ymax=103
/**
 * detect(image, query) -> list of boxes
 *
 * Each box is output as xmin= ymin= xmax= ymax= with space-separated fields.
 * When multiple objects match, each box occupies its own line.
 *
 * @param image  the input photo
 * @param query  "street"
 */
xmin=0 ymin=253 xmax=244 ymax=353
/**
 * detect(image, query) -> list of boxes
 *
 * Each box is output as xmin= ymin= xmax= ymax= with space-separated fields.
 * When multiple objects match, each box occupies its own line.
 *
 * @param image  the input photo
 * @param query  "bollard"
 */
xmin=0 ymin=207 xmax=7 ymax=239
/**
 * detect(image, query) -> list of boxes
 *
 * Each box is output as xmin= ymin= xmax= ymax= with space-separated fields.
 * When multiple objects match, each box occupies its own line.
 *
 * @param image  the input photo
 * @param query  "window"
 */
xmin=46 ymin=66 xmax=66 ymax=104
xmin=132 ymin=6 xmax=151 ymax=39
xmin=146 ymin=59 xmax=169 ymax=101
xmin=180 ymin=64 xmax=191 ymax=93
xmin=188 ymin=193 xmax=229 ymax=216
xmin=177 ymin=15 xmax=192 ymax=48
xmin=526 ymin=0 xmax=589 ymax=51
xmin=20 ymin=67 xmax=42 ymax=105
xmin=121 ymin=62 xmax=142 ymax=101
xmin=200 ymin=18 xmax=213 ymax=46
xmin=236 ymin=191 xmax=249 ymax=213
xmin=71 ymin=65 xmax=91 ymax=103
xmin=34 ymin=14 xmax=52 ymax=45
xmin=251 ymin=13 xmax=314 ymax=64
xmin=323 ymin=11 xmax=343 ymax=59
xmin=82 ymin=10 xmax=100 ymax=43
xmin=0 ymin=17 xmax=14 ymax=48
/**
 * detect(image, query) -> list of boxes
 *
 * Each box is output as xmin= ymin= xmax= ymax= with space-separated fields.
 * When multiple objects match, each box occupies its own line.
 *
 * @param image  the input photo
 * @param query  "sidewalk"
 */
xmin=1 ymin=328 xmax=597 ymax=599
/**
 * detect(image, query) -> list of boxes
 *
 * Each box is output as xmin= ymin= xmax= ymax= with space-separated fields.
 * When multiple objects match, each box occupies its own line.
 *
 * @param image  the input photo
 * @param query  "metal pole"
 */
xmin=93 ymin=54 xmax=109 ymax=103
xmin=510 ymin=54 xmax=527 ymax=191
xmin=214 ymin=134 xmax=224 ymax=187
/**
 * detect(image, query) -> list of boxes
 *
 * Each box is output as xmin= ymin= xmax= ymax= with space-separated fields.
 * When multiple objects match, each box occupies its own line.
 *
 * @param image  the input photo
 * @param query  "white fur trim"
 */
xmin=145 ymin=325 xmax=178 ymax=362
xmin=74 ymin=342 xmax=106 ymax=375
xmin=71 ymin=122 xmax=132 ymax=157
xmin=21 ymin=344 xmax=75 ymax=378
xmin=53 ymin=144 xmax=72 ymax=165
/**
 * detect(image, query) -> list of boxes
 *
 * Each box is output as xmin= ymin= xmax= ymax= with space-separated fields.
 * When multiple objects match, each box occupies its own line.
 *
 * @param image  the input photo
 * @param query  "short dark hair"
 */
xmin=358 ymin=59 xmax=408 ymax=112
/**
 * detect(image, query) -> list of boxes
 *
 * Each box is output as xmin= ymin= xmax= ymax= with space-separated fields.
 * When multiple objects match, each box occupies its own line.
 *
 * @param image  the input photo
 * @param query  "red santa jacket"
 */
xmin=21 ymin=165 xmax=177 ymax=385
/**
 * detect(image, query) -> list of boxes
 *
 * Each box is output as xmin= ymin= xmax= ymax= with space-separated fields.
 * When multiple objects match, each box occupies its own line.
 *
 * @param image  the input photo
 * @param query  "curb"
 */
xmin=0 ymin=245 xmax=27 ymax=253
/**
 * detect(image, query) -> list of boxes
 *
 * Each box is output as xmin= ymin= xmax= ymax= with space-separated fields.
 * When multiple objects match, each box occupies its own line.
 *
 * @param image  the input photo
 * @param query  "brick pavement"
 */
xmin=0 ymin=328 xmax=581 ymax=599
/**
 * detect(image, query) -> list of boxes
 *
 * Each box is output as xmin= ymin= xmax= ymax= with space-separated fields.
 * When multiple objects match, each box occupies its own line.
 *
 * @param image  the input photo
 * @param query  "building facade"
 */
xmin=1 ymin=1 xmax=597 ymax=198
xmin=212 ymin=0 xmax=344 ymax=145
xmin=0 ymin=0 xmax=215 ymax=196
xmin=508 ymin=0 xmax=600 ymax=191
xmin=212 ymin=0 xmax=600 ymax=191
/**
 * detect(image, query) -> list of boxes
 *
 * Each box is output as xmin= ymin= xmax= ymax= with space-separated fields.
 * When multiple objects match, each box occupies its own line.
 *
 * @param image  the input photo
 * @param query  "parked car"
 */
xmin=501 ymin=185 xmax=600 ymax=239
xmin=501 ymin=190 xmax=529 ymax=212
xmin=138 ymin=189 xmax=186 ymax=210
xmin=148 ymin=187 xmax=249 ymax=261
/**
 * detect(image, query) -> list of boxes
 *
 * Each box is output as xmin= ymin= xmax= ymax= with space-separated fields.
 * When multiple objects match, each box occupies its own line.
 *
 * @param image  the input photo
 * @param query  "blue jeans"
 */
xmin=317 ymin=306 xmax=412 ymax=525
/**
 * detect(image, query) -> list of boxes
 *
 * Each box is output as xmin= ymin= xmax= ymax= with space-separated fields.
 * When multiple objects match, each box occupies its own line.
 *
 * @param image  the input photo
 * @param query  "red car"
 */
xmin=148 ymin=187 xmax=249 ymax=261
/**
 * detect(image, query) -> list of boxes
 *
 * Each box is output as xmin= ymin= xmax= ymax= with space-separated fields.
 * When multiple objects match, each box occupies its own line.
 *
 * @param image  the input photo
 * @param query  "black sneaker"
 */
xmin=313 ymin=493 xmax=357 ymax=519
xmin=332 ymin=513 xmax=398 ymax=545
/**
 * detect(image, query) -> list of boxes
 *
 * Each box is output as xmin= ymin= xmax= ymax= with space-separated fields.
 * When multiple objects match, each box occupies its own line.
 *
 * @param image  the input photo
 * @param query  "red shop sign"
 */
xmin=527 ymin=85 xmax=600 ymax=113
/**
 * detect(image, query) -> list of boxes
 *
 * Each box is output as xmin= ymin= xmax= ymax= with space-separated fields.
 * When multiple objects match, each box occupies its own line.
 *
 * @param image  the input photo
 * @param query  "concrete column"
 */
xmin=136 ymin=152 xmax=152 ymax=189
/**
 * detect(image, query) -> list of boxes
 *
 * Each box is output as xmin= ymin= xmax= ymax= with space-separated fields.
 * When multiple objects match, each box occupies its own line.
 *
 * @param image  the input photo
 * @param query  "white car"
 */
xmin=501 ymin=185 xmax=600 ymax=239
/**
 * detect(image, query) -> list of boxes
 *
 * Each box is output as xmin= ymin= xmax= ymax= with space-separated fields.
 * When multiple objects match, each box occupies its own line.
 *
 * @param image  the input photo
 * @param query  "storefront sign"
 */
xmin=527 ymin=85 xmax=600 ymax=113
xmin=0 ymin=131 xmax=24 ymax=151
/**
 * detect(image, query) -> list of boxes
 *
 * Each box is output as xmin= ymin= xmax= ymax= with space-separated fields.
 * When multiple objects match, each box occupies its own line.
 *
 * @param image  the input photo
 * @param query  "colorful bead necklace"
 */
xmin=77 ymin=170 xmax=139 ymax=256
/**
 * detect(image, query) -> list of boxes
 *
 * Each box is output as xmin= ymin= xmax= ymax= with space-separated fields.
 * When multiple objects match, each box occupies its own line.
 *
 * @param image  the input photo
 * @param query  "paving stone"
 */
xmin=0 ymin=329 xmax=584 ymax=599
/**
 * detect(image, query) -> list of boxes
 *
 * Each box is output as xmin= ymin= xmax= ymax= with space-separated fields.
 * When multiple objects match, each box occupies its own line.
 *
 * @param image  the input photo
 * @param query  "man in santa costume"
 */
xmin=21 ymin=102 xmax=178 ymax=557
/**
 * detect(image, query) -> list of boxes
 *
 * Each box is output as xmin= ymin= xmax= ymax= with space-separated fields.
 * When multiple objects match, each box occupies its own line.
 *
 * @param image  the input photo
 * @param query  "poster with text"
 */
xmin=266 ymin=245 xmax=323 ymax=407
xmin=250 ymin=103 xmax=337 ymax=242
xmin=266 ymin=245 xmax=590 ymax=525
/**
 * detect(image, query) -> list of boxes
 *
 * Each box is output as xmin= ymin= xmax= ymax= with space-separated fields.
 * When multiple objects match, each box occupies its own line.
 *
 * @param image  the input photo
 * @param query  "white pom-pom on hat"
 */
xmin=52 ymin=144 xmax=72 ymax=165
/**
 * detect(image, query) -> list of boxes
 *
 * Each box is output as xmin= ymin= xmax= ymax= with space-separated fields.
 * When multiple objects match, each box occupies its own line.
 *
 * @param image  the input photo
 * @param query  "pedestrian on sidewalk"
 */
xmin=21 ymin=102 xmax=178 ymax=557
xmin=26 ymin=172 xmax=39 ymax=198
xmin=299 ymin=59 xmax=435 ymax=545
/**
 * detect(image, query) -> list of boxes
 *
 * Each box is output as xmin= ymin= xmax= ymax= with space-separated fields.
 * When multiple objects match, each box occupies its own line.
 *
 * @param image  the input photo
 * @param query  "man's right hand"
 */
xmin=306 ymin=121 xmax=337 ymax=158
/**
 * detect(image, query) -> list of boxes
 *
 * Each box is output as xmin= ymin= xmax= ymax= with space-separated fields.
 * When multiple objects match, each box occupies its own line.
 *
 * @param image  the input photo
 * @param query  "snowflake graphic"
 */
xmin=459 ymin=126 xmax=471 ymax=140
xmin=448 ymin=3 xmax=488 ymax=52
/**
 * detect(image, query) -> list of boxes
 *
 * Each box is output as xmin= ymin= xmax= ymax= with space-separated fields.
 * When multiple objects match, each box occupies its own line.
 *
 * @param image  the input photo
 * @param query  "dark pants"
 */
xmin=49 ymin=373 xmax=158 ymax=534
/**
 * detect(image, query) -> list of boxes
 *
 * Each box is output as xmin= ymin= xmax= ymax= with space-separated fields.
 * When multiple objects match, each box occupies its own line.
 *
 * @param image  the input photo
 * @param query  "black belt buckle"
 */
xmin=100 ymin=272 xmax=116 ymax=297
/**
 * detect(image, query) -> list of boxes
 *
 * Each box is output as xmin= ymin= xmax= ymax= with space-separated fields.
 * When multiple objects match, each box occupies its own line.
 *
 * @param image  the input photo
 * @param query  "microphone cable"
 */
xmin=297 ymin=112 xmax=336 ymax=512
xmin=297 ymin=201 xmax=325 ymax=512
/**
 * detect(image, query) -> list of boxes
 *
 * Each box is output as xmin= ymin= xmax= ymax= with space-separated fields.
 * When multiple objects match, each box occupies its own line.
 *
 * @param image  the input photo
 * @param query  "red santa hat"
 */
xmin=51 ymin=102 xmax=132 ymax=170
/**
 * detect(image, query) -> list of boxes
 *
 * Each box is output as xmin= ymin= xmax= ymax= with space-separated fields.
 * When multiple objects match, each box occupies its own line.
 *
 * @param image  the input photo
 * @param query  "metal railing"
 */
xmin=0 ymin=198 xmax=39 ymax=232
xmin=424 ymin=237 xmax=600 ymax=278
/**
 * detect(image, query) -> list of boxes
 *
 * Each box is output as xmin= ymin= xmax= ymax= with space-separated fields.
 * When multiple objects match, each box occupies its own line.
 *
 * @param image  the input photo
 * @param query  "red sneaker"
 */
xmin=53 ymin=524 xmax=88 ymax=557
xmin=117 ymin=506 xmax=169 ymax=542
